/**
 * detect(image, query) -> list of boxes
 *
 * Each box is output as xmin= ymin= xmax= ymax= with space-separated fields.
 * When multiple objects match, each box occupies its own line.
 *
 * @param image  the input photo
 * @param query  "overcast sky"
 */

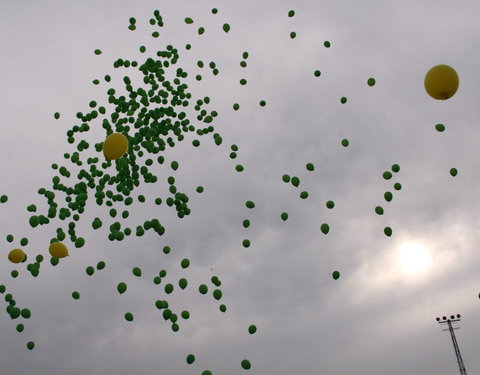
xmin=1 ymin=1 xmax=480 ymax=374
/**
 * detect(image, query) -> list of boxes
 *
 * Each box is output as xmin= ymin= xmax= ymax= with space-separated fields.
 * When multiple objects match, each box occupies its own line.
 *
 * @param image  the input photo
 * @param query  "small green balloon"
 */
xmin=21 ymin=308 xmax=31 ymax=319
xmin=178 ymin=278 xmax=188 ymax=290
xmin=314 ymin=70 xmax=321 ymax=77
xmin=435 ymin=123 xmax=446 ymax=132
xmin=185 ymin=17 xmax=194 ymax=24
xmin=341 ymin=139 xmax=349 ymax=147
xmin=86 ymin=266 xmax=95 ymax=276
xmin=186 ymin=354 xmax=195 ymax=364
xmin=97 ymin=261 xmax=106 ymax=270
xmin=281 ymin=212 xmax=289 ymax=221
xmin=320 ymin=223 xmax=330 ymax=234
xmin=306 ymin=163 xmax=314 ymax=171
xmin=72 ymin=291 xmax=80 ymax=300
xmin=324 ymin=40 xmax=331 ymax=48
xmin=384 ymin=227 xmax=393 ymax=237
xmin=394 ymin=182 xmax=402 ymax=190
xmin=16 ymin=323 xmax=24 ymax=332
xmin=219 ymin=304 xmax=227 ymax=312
xmin=291 ymin=176 xmax=300 ymax=187
xmin=384 ymin=192 xmax=393 ymax=202
xmin=241 ymin=359 xmax=252 ymax=370
xmin=300 ymin=191 xmax=309 ymax=199
xmin=242 ymin=239 xmax=251 ymax=248
xmin=282 ymin=174 xmax=290 ymax=183
xmin=288 ymin=10 xmax=295 ymax=17
xmin=290 ymin=31 xmax=296 ymax=39
xmin=391 ymin=164 xmax=400 ymax=173
xmin=248 ymin=324 xmax=257 ymax=334
xmin=181 ymin=258 xmax=190 ymax=269
xmin=332 ymin=270 xmax=340 ymax=280
xmin=367 ymin=78 xmax=376 ymax=86
xmin=450 ymin=168 xmax=458 ymax=177
xmin=375 ymin=206 xmax=384 ymax=215
xmin=340 ymin=97 xmax=347 ymax=104
xmin=165 ymin=283 xmax=174 ymax=294
xmin=326 ymin=200 xmax=335 ymax=209
xmin=27 ymin=341 xmax=35 ymax=350
xmin=117 ymin=282 xmax=127 ymax=294
xmin=223 ymin=23 xmax=230 ymax=33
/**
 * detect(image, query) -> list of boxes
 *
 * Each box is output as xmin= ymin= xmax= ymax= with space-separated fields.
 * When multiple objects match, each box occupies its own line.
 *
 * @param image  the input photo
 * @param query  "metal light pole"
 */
xmin=435 ymin=314 xmax=467 ymax=375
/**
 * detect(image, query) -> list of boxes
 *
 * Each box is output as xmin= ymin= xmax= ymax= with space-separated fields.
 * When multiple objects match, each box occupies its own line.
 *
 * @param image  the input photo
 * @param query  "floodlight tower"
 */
xmin=435 ymin=314 xmax=467 ymax=375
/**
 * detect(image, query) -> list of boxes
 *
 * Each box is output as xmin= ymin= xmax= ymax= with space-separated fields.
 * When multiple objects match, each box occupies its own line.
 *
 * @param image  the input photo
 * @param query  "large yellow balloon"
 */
xmin=424 ymin=65 xmax=459 ymax=100
xmin=8 ymin=249 xmax=25 ymax=263
xmin=103 ymin=133 xmax=129 ymax=160
xmin=49 ymin=242 xmax=69 ymax=258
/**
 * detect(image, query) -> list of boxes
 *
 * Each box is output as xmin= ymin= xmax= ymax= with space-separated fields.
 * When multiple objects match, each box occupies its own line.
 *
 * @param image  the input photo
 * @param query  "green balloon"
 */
xmin=181 ymin=310 xmax=190 ymax=319
xmin=391 ymin=164 xmax=400 ymax=173
xmin=223 ymin=23 xmax=230 ymax=33
xmin=153 ymin=276 xmax=161 ymax=285
xmin=178 ymin=278 xmax=188 ymax=289
xmin=291 ymin=176 xmax=300 ymax=187
xmin=367 ymin=78 xmax=376 ymax=86
xmin=384 ymin=192 xmax=393 ymax=202
xmin=375 ymin=206 xmax=384 ymax=215
xmin=86 ymin=266 xmax=95 ymax=276
xmin=21 ymin=308 xmax=31 ymax=319
xmin=97 ymin=261 xmax=106 ymax=270
xmin=241 ymin=359 xmax=252 ymax=370
xmin=290 ymin=31 xmax=296 ymax=39
xmin=340 ymin=96 xmax=347 ymax=104
xmin=50 ymin=257 xmax=59 ymax=266
xmin=181 ymin=258 xmax=190 ymax=269
xmin=199 ymin=284 xmax=208 ymax=294
xmin=242 ymin=239 xmax=251 ymax=248
xmin=435 ymin=123 xmax=445 ymax=132
xmin=394 ymin=182 xmax=402 ymax=191
xmin=248 ymin=324 xmax=257 ymax=334
xmin=341 ymin=139 xmax=349 ymax=147
xmin=132 ymin=267 xmax=142 ymax=277
xmin=324 ymin=40 xmax=331 ymax=47
xmin=117 ymin=282 xmax=127 ymax=294
xmin=186 ymin=354 xmax=195 ymax=364
xmin=282 ymin=174 xmax=290 ymax=183
xmin=300 ymin=191 xmax=309 ymax=199
xmin=27 ymin=341 xmax=35 ymax=350
xmin=211 ymin=276 xmax=221 ymax=286
xmin=16 ymin=323 xmax=24 ymax=332
xmin=332 ymin=270 xmax=340 ymax=280
xmin=288 ymin=10 xmax=295 ymax=17
xmin=320 ymin=223 xmax=330 ymax=234
xmin=314 ymin=70 xmax=321 ymax=77
xmin=242 ymin=219 xmax=250 ymax=228
xmin=124 ymin=312 xmax=133 ymax=321
xmin=184 ymin=17 xmax=194 ymax=24
xmin=306 ymin=163 xmax=314 ymax=171
xmin=450 ymin=168 xmax=458 ymax=177
xmin=281 ymin=212 xmax=289 ymax=221
xmin=236 ymin=164 xmax=244 ymax=172
xmin=72 ymin=291 xmax=80 ymax=300
xmin=326 ymin=200 xmax=335 ymax=209
xmin=219 ymin=304 xmax=227 ymax=312
xmin=202 ymin=371 xmax=213 ymax=375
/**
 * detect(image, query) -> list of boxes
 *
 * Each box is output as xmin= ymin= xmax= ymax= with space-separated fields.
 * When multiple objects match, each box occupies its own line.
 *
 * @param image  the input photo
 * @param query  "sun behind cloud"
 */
xmin=397 ymin=242 xmax=433 ymax=275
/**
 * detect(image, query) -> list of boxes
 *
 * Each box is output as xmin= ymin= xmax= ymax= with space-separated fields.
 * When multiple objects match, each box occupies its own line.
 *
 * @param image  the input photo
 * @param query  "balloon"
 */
xmin=72 ymin=291 xmax=80 ymax=300
xmin=424 ymin=65 xmax=459 ymax=100
xmin=282 ymin=174 xmax=290 ymax=183
xmin=178 ymin=278 xmax=188 ymax=289
xmin=306 ymin=163 xmax=314 ymax=171
xmin=367 ymin=78 xmax=376 ymax=86
xmin=383 ymin=171 xmax=392 ymax=180
xmin=48 ymin=242 xmax=68 ymax=258
xmin=340 ymin=97 xmax=347 ymax=104
xmin=394 ymin=183 xmax=402 ymax=190
xmin=435 ymin=123 xmax=446 ymax=132
xmin=21 ymin=308 xmax=31 ymax=319
xmin=341 ymin=139 xmax=349 ymax=147
xmin=242 ymin=239 xmax=251 ymax=248
xmin=165 ymin=283 xmax=174 ymax=294
xmin=384 ymin=192 xmax=393 ymax=202
xmin=27 ymin=341 xmax=35 ymax=350
xmin=219 ymin=304 xmax=227 ymax=312
xmin=288 ymin=10 xmax=295 ymax=17
xmin=290 ymin=32 xmax=296 ymax=39
xmin=94 ymin=49 xmax=102 ymax=55
xmin=291 ymin=176 xmax=300 ymax=187
xmin=326 ymin=200 xmax=335 ymax=209
xmin=246 ymin=201 xmax=255 ymax=209
xmin=332 ymin=271 xmax=340 ymax=280
xmin=314 ymin=70 xmax=321 ymax=77
xmin=181 ymin=258 xmax=190 ymax=268
xmin=8 ymin=249 xmax=25 ymax=264
xmin=223 ymin=23 xmax=230 ymax=33
xmin=450 ymin=168 xmax=458 ymax=177
xmin=103 ymin=133 xmax=129 ymax=161
xmin=281 ymin=212 xmax=289 ymax=221
xmin=384 ymin=227 xmax=393 ymax=237
xmin=184 ymin=17 xmax=193 ymax=24
xmin=320 ymin=223 xmax=330 ymax=234
xmin=241 ymin=359 xmax=252 ymax=370
xmin=16 ymin=323 xmax=24 ymax=332
xmin=181 ymin=310 xmax=190 ymax=319
xmin=391 ymin=164 xmax=400 ymax=173
xmin=324 ymin=41 xmax=331 ymax=47
xmin=248 ymin=324 xmax=257 ymax=334
xmin=375 ymin=206 xmax=384 ymax=215
xmin=186 ymin=354 xmax=195 ymax=364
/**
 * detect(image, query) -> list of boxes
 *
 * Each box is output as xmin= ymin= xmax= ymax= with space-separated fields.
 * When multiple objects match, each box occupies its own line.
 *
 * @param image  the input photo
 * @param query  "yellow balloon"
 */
xmin=49 ymin=242 xmax=69 ymax=258
xmin=103 ymin=133 xmax=129 ymax=160
xmin=424 ymin=65 xmax=459 ymax=100
xmin=8 ymin=249 xmax=25 ymax=263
